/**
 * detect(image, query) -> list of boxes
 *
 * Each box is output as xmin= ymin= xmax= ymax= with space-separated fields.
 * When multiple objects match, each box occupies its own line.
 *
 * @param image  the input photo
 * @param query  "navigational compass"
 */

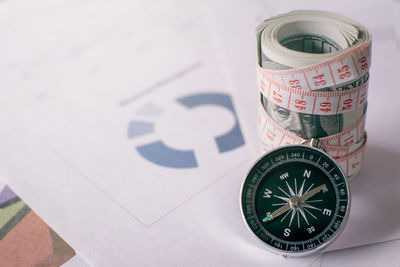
xmin=240 ymin=140 xmax=350 ymax=256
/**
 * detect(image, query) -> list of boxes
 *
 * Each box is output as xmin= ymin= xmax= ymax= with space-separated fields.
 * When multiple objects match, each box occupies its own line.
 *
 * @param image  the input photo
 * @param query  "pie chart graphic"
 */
xmin=128 ymin=93 xmax=245 ymax=168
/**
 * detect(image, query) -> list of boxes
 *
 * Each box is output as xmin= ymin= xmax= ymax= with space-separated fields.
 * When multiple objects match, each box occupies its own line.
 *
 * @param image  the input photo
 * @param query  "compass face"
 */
xmin=241 ymin=145 xmax=350 ymax=256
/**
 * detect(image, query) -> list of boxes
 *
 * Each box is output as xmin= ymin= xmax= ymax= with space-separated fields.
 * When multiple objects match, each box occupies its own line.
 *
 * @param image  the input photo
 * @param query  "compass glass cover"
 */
xmin=241 ymin=145 xmax=350 ymax=255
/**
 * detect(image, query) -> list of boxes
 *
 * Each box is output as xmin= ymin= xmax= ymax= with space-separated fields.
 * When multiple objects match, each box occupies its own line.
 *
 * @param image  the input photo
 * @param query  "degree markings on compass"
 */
xmin=242 ymin=143 xmax=352 ymax=253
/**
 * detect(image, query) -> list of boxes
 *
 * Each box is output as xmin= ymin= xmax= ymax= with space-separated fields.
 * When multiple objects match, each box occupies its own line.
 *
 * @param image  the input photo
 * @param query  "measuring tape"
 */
xmin=257 ymin=69 xmax=369 ymax=116
xmin=257 ymin=102 xmax=366 ymax=178
xmin=240 ymin=11 xmax=371 ymax=256
xmin=256 ymin=10 xmax=371 ymax=181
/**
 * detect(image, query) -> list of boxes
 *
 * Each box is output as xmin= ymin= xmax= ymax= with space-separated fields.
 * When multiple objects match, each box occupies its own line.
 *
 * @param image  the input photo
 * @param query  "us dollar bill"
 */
xmin=260 ymin=74 xmax=368 ymax=140
xmin=257 ymin=10 xmax=370 ymax=140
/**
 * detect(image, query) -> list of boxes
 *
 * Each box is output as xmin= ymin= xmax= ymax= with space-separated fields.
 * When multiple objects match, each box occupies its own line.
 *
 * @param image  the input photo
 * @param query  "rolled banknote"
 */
xmin=257 ymin=10 xmax=370 ymax=141
xmin=256 ymin=10 xmax=371 ymax=180
xmin=261 ymin=76 xmax=367 ymax=140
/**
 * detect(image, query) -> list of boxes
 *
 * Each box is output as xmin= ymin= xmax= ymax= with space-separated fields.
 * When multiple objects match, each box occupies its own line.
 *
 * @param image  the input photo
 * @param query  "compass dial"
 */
xmin=241 ymin=145 xmax=350 ymax=256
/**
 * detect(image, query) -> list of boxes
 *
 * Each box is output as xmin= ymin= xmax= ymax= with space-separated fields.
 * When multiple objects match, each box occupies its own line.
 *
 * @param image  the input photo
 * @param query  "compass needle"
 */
xmin=263 ymin=202 xmax=291 ymax=221
xmin=240 ymin=10 xmax=366 ymax=255
xmin=299 ymin=184 xmax=326 ymax=202
xmin=304 ymin=183 xmax=315 ymax=195
xmin=280 ymin=209 xmax=291 ymax=223
xmin=241 ymin=145 xmax=350 ymax=255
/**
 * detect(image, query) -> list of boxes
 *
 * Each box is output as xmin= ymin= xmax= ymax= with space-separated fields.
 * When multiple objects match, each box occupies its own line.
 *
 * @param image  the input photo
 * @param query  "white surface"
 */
xmin=62 ymin=255 xmax=92 ymax=267
xmin=312 ymin=238 xmax=400 ymax=267
xmin=205 ymin=0 xmax=400 ymax=251
xmin=0 ymin=0 xmax=399 ymax=266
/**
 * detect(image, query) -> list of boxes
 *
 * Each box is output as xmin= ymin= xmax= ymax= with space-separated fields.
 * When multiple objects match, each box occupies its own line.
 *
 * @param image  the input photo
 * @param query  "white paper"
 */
xmin=204 ymin=0 xmax=400 ymax=253
xmin=0 ymin=0 xmax=399 ymax=266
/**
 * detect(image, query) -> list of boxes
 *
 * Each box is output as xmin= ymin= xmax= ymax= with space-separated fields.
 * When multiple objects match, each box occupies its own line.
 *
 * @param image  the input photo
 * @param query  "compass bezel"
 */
xmin=240 ymin=144 xmax=350 ymax=257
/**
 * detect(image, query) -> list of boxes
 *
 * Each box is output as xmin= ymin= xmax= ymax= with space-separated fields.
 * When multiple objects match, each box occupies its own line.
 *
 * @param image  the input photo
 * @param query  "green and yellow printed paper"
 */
xmin=0 ymin=183 xmax=81 ymax=266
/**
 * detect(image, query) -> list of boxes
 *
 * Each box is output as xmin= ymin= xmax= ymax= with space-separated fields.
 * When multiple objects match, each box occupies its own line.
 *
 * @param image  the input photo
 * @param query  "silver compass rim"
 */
xmin=239 ymin=143 xmax=351 ymax=257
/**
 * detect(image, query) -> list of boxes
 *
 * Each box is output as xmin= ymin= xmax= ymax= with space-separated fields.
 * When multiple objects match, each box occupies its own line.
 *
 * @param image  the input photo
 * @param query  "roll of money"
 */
xmin=256 ymin=10 xmax=371 ymax=180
